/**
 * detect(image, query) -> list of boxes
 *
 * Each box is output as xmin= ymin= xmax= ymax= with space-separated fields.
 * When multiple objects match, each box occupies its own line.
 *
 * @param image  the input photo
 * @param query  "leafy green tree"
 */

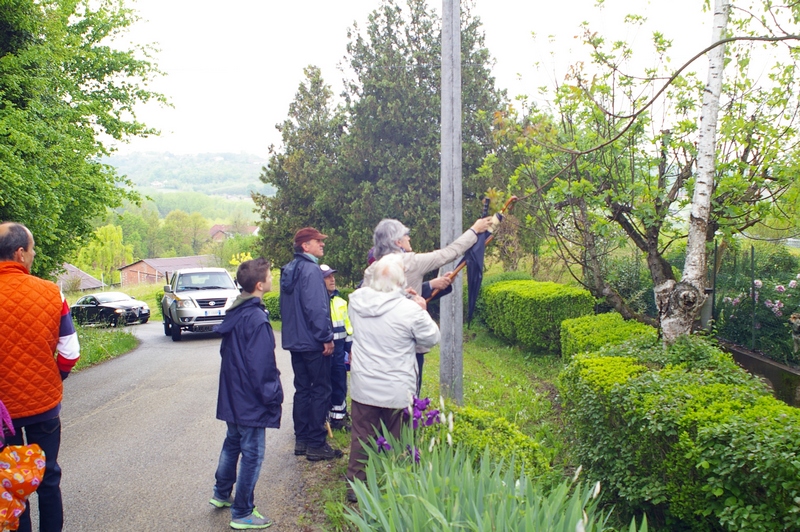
xmin=185 ymin=212 xmax=210 ymax=254
xmin=108 ymin=206 xmax=161 ymax=260
xmin=74 ymin=224 xmax=133 ymax=285
xmin=0 ymin=0 xmax=163 ymax=277
xmin=477 ymin=3 xmax=800 ymax=331
xmin=203 ymin=235 xmax=258 ymax=271
xmin=158 ymin=210 xmax=195 ymax=257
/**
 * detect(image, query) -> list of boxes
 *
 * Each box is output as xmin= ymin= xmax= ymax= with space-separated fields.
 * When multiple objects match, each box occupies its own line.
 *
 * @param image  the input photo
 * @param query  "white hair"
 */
xmin=372 ymin=219 xmax=409 ymax=261
xmin=368 ymin=254 xmax=406 ymax=293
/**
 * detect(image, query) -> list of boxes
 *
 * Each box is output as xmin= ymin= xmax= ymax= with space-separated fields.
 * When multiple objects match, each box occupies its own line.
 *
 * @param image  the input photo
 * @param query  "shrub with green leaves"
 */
xmin=598 ymin=252 xmax=657 ymax=318
xmin=715 ymin=275 xmax=800 ymax=366
xmin=338 ymin=287 xmax=354 ymax=300
xmin=262 ymin=292 xmax=280 ymax=320
xmin=482 ymin=280 xmax=594 ymax=353
xmin=451 ymin=406 xmax=549 ymax=478
xmin=345 ymin=425 xmax=648 ymax=532
xmin=469 ymin=271 xmax=533 ymax=324
xmin=560 ymin=312 xmax=658 ymax=359
xmin=558 ymin=335 xmax=799 ymax=531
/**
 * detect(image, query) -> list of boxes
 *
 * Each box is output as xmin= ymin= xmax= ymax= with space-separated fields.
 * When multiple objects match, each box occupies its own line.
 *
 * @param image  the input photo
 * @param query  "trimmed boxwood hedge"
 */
xmin=558 ymin=335 xmax=800 ymax=531
xmin=482 ymin=280 xmax=594 ymax=353
xmin=262 ymin=292 xmax=280 ymax=320
xmin=452 ymin=406 xmax=550 ymax=478
xmin=560 ymin=312 xmax=658 ymax=359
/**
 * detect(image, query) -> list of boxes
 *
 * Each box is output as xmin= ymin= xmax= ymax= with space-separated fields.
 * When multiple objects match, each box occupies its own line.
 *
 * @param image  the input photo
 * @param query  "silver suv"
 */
xmin=161 ymin=267 xmax=240 ymax=341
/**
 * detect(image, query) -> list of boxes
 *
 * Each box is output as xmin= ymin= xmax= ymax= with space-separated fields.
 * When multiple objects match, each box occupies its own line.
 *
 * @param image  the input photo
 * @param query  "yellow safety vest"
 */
xmin=330 ymin=295 xmax=353 ymax=342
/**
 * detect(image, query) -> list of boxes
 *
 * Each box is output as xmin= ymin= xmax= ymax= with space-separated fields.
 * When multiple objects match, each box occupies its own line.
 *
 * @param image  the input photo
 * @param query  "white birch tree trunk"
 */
xmin=657 ymin=0 xmax=730 ymax=343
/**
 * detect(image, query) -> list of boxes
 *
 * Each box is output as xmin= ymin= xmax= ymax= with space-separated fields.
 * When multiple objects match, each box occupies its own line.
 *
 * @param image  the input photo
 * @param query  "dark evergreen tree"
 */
xmin=253 ymin=65 xmax=344 ymax=271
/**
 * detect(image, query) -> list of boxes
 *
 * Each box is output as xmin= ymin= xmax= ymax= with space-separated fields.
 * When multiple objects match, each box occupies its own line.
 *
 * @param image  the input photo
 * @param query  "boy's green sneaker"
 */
xmin=209 ymin=494 xmax=233 ymax=508
xmin=230 ymin=508 xmax=273 ymax=529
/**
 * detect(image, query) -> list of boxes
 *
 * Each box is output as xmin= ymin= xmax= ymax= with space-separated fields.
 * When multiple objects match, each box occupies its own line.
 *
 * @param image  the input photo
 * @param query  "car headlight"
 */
xmin=176 ymin=299 xmax=196 ymax=308
xmin=115 ymin=308 xmax=125 ymax=314
xmin=142 ymin=304 xmax=150 ymax=310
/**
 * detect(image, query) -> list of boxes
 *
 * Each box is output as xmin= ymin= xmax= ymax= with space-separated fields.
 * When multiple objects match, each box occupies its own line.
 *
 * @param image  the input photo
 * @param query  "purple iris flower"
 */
xmin=376 ymin=436 xmax=392 ymax=452
xmin=406 ymin=444 xmax=421 ymax=463
xmin=414 ymin=397 xmax=431 ymax=411
xmin=425 ymin=409 xmax=441 ymax=426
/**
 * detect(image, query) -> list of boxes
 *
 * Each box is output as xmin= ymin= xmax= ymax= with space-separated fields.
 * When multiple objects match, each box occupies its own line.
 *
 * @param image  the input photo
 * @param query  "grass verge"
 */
xmin=73 ymin=325 xmax=139 ymax=371
xmin=297 ymin=323 xmax=572 ymax=531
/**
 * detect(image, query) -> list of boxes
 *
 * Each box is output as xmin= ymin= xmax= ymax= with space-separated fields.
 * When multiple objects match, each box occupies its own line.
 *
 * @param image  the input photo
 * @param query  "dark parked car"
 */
xmin=71 ymin=292 xmax=150 ymax=327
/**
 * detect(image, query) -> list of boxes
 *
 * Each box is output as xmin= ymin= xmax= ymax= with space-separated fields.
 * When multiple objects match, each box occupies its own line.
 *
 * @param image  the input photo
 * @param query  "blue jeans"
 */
xmin=290 ymin=350 xmax=331 ymax=447
xmin=6 ymin=417 xmax=63 ymax=532
xmin=213 ymin=423 xmax=266 ymax=519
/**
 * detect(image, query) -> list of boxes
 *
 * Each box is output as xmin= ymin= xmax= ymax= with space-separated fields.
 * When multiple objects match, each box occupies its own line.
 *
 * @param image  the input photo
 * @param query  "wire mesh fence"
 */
xmin=711 ymin=243 xmax=800 ymax=367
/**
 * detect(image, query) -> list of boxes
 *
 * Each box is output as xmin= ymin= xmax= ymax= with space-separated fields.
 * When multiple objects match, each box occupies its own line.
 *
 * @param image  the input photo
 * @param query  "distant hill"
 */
xmin=106 ymin=152 xmax=275 ymax=198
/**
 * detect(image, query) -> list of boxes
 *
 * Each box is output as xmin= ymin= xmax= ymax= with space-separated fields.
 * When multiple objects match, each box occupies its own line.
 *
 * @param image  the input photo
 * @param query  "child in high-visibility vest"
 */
xmin=321 ymin=264 xmax=353 ymax=431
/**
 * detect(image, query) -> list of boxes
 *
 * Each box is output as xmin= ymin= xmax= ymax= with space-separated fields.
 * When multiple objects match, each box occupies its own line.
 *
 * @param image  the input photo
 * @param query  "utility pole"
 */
xmin=440 ymin=0 xmax=463 ymax=404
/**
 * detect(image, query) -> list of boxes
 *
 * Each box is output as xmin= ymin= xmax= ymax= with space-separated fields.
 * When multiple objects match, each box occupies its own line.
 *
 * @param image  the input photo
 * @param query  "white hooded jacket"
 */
xmin=347 ymin=287 xmax=441 ymax=408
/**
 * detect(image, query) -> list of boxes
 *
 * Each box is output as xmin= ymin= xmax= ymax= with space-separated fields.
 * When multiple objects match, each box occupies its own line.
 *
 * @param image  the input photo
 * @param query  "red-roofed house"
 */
xmin=209 ymin=225 xmax=259 ymax=242
xmin=119 ymin=255 xmax=219 ymax=286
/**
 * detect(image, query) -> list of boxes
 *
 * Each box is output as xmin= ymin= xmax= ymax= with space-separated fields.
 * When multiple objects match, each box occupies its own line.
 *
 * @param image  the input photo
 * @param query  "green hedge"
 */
xmin=560 ymin=312 xmax=658 ymax=359
xmin=452 ymin=406 xmax=550 ymax=478
xmin=482 ymin=280 xmax=594 ymax=353
xmin=262 ymin=292 xmax=280 ymax=320
xmin=558 ymin=335 xmax=800 ymax=531
xmin=468 ymin=271 xmax=533 ymax=324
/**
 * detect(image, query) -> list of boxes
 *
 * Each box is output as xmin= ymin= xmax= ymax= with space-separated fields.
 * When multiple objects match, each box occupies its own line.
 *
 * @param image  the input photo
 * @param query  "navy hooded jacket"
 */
xmin=215 ymin=295 xmax=283 ymax=428
xmin=279 ymin=253 xmax=334 ymax=352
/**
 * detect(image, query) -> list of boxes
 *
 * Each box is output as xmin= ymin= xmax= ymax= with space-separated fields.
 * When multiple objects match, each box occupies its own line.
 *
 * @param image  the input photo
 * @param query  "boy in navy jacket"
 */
xmin=210 ymin=258 xmax=283 ymax=530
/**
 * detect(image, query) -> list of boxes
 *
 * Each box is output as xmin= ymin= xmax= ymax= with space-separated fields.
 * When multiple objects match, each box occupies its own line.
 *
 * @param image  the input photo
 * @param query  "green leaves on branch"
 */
xmin=0 ymin=0 xmax=164 ymax=276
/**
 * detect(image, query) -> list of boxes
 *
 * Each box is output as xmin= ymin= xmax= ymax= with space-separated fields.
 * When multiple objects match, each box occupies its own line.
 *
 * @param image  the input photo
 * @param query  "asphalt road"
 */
xmin=31 ymin=321 xmax=305 ymax=531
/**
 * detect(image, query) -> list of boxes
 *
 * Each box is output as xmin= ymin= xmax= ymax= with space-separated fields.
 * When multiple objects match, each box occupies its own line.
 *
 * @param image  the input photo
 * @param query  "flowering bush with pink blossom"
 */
xmin=716 ymin=275 xmax=800 ymax=365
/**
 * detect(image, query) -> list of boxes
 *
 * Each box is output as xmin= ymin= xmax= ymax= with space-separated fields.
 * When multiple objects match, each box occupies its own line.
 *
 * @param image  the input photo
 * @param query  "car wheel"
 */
xmin=140 ymin=317 xmax=149 ymax=324
xmin=171 ymin=320 xmax=182 ymax=342
xmin=163 ymin=315 xmax=171 ymax=335
xmin=108 ymin=315 xmax=119 ymax=328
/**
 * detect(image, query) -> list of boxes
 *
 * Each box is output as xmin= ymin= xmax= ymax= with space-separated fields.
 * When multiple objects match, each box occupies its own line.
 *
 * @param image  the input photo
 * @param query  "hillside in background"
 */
xmin=106 ymin=152 xmax=275 ymax=198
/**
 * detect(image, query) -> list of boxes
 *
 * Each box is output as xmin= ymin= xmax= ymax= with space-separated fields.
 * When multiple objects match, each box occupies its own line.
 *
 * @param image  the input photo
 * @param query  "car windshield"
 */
xmin=176 ymin=272 xmax=236 ymax=291
xmin=96 ymin=292 xmax=132 ymax=304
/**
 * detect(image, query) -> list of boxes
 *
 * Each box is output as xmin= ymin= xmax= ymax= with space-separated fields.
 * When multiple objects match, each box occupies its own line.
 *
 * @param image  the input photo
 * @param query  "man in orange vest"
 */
xmin=0 ymin=222 xmax=81 ymax=532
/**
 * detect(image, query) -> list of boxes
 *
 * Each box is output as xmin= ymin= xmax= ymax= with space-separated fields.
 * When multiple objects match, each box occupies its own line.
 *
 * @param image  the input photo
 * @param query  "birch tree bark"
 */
xmin=657 ymin=0 xmax=730 ymax=343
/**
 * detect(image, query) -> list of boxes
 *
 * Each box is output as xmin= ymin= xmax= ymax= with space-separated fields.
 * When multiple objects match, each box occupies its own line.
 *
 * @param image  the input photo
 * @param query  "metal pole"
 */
xmin=440 ymin=0 xmax=463 ymax=404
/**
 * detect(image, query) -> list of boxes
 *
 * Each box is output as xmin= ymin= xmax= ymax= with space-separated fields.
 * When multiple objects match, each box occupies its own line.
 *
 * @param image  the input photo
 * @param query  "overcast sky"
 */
xmin=114 ymin=0 xmax=710 ymax=158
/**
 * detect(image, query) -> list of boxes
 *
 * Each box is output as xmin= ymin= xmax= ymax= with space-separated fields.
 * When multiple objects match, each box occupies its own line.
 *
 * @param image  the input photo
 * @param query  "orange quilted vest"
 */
xmin=0 ymin=261 xmax=63 ymax=419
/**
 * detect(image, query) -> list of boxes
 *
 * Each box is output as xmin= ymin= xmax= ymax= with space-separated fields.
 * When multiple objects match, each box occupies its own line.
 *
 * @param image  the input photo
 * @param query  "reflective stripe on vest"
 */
xmin=330 ymin=296 xmax=352 ymax=341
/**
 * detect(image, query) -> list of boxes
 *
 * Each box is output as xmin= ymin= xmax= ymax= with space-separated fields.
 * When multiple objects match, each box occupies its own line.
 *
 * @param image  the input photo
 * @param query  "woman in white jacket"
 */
xmin=345 ymin=254 xmax=440 ymax=500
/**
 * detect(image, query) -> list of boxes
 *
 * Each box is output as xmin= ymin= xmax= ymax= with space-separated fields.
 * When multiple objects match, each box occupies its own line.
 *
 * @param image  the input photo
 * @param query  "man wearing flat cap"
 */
xmin=279 ymin=227 xmax=341 ymax=461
